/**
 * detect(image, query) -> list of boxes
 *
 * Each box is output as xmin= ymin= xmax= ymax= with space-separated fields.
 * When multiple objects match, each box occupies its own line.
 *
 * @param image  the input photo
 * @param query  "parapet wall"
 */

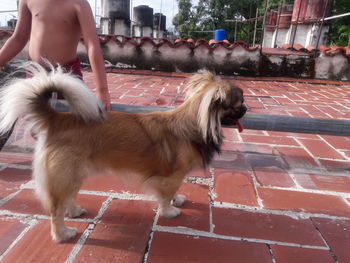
xmin=1 ymin=31 xmax=349 ymax=80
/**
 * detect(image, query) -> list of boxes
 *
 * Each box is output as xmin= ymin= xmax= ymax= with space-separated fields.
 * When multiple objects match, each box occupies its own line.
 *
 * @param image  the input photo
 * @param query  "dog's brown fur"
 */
xmin=0 ymin=67 xmax=246 ymax=242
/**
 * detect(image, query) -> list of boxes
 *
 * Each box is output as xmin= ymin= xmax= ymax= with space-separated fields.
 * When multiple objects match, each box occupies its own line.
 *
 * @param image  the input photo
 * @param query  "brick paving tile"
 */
xmin=300 ymin=105 xmax=331 ymax=118
xmin=0 ymin=149 xmax=32 ymax=165
xmin=275 ymin=147 xmax=319 ymax=169
xmin=298 ymin=139 xmax=345 ymax=160
xmin=222 ymin=127 xmax=240 ymax=141
xmin=294 ymin=174 xmax=350 ymax=193
xmin=246 ymin=153 xmax=287 ymax=169
xmin=212 ymin=207 xmax=325 ymax=246
xmin=0 ymin=168 xmax=31 ymax=199
xmin=220 ymin=141 xmax=243 ymax=152
xmin=241 ymin=134 xmax=299 ymax=146
xmin=319 ymin=159 xmax=350 ymax=172
xmin=157 ymin=183 xmax=210 ymax=231
xmin=230 ymin=142 xmax=276 ymax=155
xmin=241 ymin=129 xmax=266 ymax=135
xmin=271 ymin=245 xmax=335 ymax=263
xmin=273 ymin=97 xmax=295 ymax=105
xmin=343 ymin=150 xmax=350 ymax=158
xmin=267 ymin=131 xmax=319 ymax=139
xmin=75 ymin=199 xmax=154 ymax=263
xmin=147 ymin=232 xmax=272 ymax=263
xmin=245 ymin=100 xmax=265 ymax=109
xmin=312 ymin=218 xmax=350 ymax=263
xmin=288 ymin=111 xmax=314 ymax=118
xmin=1 ymin=220 xmax=87 ymax=263
xmin=264 ymin=105 xmax=310 ymax=117
xmin=214 ymin=169 xmax=258 ymax=206
xmin=317 ymin=106 xmax=347 ymax=119
xmin=9 ymin=133 xmax=36 ymax=149
xmin=187 ymin=169 xmax=210 ymax=178
xmin=320 ymin=136 xmax=350 ymax=150
xmin=252 ymin=167 xmax=295 ymax=187
xmin=1 ymin=189 xmax=106 ymax=219
xmin=259 ymin=188 xmax=350 ymax=217
xmin=212 ymin=151 xmax=249 ymax=170
xmin=81 ymin=173 xmax=143 ymax=194
xmin=0 ymin=217 xmax=28 ymax=256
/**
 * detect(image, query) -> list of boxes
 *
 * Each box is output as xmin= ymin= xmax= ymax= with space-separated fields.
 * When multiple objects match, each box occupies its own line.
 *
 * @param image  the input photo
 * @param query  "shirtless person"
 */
xmin=0 ymin=0 xmax=111 ymax=108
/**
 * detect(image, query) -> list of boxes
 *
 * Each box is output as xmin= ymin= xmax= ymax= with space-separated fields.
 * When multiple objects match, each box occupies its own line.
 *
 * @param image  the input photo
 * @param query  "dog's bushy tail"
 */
xmin=0 ymin=62 xmax=104 ymax=134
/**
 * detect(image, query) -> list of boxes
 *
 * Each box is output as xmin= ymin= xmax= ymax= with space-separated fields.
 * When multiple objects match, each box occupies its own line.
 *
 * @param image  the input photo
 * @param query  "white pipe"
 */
xmin=323 ymin=12 xmax=350 ymax=21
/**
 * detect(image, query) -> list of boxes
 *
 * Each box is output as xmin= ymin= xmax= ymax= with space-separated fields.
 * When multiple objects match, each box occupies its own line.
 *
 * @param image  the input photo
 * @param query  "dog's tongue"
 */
xmin=235 ymin=120 xmax=244 ymax=133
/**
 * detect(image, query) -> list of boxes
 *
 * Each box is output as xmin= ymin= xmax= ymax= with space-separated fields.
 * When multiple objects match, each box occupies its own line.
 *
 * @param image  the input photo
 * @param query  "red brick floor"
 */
xmin=0 ymin=70 xmax=349 ymax=262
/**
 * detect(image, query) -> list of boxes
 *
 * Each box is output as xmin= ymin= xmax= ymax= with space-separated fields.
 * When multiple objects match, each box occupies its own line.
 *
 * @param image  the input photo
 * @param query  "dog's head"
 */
xmin=185 ymin=71 xmax=247 ymax=146
xmin=220 ymin=83 xmax=247 ymax=130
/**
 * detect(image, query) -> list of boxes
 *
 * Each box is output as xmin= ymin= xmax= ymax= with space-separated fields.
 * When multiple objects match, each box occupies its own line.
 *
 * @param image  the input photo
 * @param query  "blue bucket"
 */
xmin=214 ymin=29 xmax=226 ymax=41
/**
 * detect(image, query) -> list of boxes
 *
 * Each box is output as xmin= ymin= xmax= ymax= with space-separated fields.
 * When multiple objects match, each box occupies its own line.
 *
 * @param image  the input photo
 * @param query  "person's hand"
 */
xmin=96 ymin=88 xmax=111 ymax=110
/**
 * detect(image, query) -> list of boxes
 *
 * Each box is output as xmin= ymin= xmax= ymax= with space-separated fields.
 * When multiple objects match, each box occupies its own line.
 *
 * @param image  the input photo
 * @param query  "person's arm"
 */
xmin=0 ymin=0 xmax=31 ymax=67
xmin=75 ymin=0 xmax=111 ymax=109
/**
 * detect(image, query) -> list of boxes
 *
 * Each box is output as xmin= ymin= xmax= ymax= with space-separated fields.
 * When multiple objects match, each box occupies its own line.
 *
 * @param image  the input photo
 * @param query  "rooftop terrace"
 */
xmin=0 ymin=70 xmax=350 ymax=263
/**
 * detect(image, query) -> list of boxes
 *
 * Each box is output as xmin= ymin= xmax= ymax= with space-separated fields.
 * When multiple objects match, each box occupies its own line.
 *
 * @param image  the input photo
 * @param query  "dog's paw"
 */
xmin=67 ymin=205 xmax=87 ymax=218
xmin=52 ymin=227 xmax=77 ymax=242
xmin=172 ymin=194 xmax=186 ymax=207
xmin=159 ymin=205 xmax=181 ymax=218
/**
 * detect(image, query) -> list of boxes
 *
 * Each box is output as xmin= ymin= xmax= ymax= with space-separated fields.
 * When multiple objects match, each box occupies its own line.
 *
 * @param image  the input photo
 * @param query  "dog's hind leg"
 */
xmin=49 ymin=199 xmax=77 ymax=242
xmin=146 ymin=173 xmax=186 ymax=218
xmin=33 ymin=144 xmax=85 ymax=241
xmin=46 ymin=173 xmax=84 ymax=242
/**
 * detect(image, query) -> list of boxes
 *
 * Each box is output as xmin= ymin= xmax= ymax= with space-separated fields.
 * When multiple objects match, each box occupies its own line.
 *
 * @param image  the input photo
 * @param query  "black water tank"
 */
xmin=133 ymin=5 xmax=153 ymax=27
xmin=107 ymin=0 xmax=130 ymax=20
xmin=153 ymin=13 xmax=166 ymax=31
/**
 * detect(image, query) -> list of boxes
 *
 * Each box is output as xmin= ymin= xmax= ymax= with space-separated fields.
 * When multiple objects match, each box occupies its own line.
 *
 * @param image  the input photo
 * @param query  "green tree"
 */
xmin=194 ymin=0 xmax=259 ymax=42
xmin=173 ymin=0 xmax=261 ymax=42
xmin=173 ymin=0 xmax=201 ymax=39
xmin=327 ymin=0 xmax=350 ymax=46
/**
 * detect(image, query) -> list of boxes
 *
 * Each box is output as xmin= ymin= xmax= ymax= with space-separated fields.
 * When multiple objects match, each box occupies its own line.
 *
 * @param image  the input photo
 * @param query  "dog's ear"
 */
xmin=212 ymin=83 xmax=227 ymax=103
xmin=197 ymin=83 xmax=228 ymax=147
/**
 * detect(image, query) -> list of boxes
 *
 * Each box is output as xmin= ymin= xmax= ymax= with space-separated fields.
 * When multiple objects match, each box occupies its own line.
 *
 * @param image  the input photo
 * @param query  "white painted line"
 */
xmin=65 ymin=196 xmax=114 ymax=263
xmin=0 ymin=190 xmax=21 ymax=207
xmin=214 ymin=201 xmax=350 ymax=221
xmin=65 ymin=223 xmax=95 ymax=263
xmin=153 ymin=225 xmax=329 ymax=250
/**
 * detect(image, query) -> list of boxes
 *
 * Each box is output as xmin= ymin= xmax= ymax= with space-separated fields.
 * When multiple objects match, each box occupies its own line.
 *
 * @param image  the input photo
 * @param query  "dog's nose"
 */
xmin=241 ymin=105 xmax=247 ymax=114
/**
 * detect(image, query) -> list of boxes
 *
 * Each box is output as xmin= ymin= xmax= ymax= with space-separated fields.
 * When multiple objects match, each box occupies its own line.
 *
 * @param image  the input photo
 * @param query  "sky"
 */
xmin=0 ymin=0 xmax=199 ymax=30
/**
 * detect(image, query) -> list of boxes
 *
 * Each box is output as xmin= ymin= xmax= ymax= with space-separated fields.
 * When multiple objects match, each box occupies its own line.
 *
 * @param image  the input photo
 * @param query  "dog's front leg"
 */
xmin=146 ymin=174 xmax=186 ymax=218
xmin=172 ymin=194 xmax=186 ymax=207
xmin=66 ymin=204 xmax=87 ymax=218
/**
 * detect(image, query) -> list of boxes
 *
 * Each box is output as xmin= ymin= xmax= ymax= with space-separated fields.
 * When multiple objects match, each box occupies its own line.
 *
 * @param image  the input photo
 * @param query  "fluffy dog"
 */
xmin=0 ymin=64 xmax=246 ymax=242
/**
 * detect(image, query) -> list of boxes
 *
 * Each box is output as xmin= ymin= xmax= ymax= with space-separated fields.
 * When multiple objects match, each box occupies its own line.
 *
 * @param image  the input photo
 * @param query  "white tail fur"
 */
xmin=0 ymin=62 xmax=104 ymax=134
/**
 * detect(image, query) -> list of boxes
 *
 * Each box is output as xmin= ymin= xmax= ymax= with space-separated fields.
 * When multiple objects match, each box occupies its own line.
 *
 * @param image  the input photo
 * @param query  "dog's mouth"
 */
xmin=221 ymin=105 xmax=247 ymax=133
xmin=221 ymin=116 xmax=245 ymax=132
xmin=235 ymin=120 xmax=244 ymax=133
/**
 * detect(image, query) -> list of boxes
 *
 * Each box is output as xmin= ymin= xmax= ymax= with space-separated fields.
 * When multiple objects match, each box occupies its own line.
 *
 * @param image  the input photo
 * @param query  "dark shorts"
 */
xmin=26 ymin=58 xmax=83 ymax=99
xmin=62 ymin=57 xmax=83 ymax=79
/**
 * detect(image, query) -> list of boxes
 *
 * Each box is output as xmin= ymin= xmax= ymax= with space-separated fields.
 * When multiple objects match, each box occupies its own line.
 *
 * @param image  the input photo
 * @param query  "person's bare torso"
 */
xmin=27 ymin=0 xmax=82 ymax=65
